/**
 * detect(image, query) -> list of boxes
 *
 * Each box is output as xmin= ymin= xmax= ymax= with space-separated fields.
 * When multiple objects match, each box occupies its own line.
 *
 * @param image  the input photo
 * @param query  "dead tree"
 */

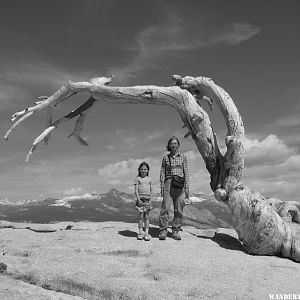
xmin=3 ymin=74 xmax=300 ymax=262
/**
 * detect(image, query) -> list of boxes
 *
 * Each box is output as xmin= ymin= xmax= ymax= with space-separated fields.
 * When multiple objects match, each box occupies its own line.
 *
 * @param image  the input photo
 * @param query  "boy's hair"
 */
xmin=166 ymin=136 xmax=180 ymax=151
xmin=138 ymin=162 xmax=150 ymax=177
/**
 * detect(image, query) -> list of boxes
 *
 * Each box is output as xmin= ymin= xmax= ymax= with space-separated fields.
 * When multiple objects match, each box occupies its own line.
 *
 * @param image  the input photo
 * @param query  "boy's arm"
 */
xmin=183 ymin=155 xmax=190 ymax=198
xmin=160 ymin=156 xmax=166 ymax=195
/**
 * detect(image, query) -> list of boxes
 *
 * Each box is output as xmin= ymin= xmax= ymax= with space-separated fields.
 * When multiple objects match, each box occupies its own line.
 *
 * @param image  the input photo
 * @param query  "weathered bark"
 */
xmin=224 ymin=182 xmax=300 ymax=261
xmin=172 ymin=75 xmax=245 ymax=192
xmin=3 ymin=74 xmax=300 ymax=262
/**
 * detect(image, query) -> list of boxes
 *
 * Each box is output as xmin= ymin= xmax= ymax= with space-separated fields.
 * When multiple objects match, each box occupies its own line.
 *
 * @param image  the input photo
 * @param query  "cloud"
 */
xmin=183 ymin=150 xmax=210 ymax=193
xmin=212 ymin=23 xmax=261 ymax=46
xmin=107 ymin=129 xmax=166 ymax=151
xmin=97 ymin=156 xmax=162 ymax=193
xmin=3 ymin=63 xmax=76 ymax=87
xmin=0 ymin=61 xmax=88 ymax=110
xmin=63 ymin=187 xmax=83 ymax=196
xmin=135 ymin=22 xmax=260 ymax=52
xmin=98 ymin=157 xmax=160 ymax=179
xmin=108 ymin=46 xmax=157 ymax=84
xmin=244 ymin=154 xmax=300 ymax=200
xmin=0 ymin=83 xmax=25 ymax=108
xmin=243 ymin=134 xmax=300 ymax=201
xmin=110 ymin=13 xmax=260 ymax=83
xmin=244 ymin=134 xmax=296 ymax=166
xmin=279 ymin=132 xmax=300 ymax=146
xmin=106 ymin=145 xmax=116 ymax=150
xmin=271 ymin=114 xmax=300 ymax=128
xmin=107 ymin=179 xmax=121 ymax=185
xmin=98 ymin=159 xmax=138 ymax=179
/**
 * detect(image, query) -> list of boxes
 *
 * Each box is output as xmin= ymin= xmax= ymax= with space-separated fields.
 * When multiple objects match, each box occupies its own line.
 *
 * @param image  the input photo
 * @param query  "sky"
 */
xmin=0 ymin=0 xmax=299 ymax=202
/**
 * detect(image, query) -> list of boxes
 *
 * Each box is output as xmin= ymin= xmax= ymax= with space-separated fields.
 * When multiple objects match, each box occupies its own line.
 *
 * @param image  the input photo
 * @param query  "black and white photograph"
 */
xmin=0 ymin=1 xmax=299 ymax=299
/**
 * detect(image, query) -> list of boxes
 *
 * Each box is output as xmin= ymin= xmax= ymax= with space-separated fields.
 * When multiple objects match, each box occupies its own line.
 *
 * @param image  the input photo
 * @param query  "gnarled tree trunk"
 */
xmin=3 ymin=74 xmax=300 ymax=262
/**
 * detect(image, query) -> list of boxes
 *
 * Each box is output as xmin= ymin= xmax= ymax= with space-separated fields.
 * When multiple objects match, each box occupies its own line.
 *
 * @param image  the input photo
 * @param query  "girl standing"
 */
xmin=134 ymin=162 xmax=153 ymax=241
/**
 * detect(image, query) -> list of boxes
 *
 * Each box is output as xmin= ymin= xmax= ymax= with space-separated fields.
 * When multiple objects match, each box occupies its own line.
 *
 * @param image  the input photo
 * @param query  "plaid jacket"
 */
xmin=160 ymin=152 xmax=190 ymax=195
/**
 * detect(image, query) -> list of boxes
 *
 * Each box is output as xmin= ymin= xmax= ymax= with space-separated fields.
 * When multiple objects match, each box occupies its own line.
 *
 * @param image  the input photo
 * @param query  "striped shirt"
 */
xmin=160 ymin=152 xmax=190 ymax=194
xmin=134 ymin=176 xmax=152 ymax=198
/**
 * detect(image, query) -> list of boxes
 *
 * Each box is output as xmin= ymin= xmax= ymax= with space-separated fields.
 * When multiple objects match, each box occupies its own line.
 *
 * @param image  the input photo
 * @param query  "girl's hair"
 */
xmin=138 ymin=162 xmax=150 ymax=177
xmin=166 ymin=136 xmax=180 ymax=151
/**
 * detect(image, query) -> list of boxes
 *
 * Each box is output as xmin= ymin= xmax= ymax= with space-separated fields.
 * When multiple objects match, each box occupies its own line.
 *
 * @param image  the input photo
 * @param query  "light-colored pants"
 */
xmin=159 ymin=178 xmax=184 ymax=232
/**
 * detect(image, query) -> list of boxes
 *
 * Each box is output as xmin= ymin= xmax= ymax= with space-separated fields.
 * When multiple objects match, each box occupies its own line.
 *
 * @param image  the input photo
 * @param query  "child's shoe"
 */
xmin=137 ymin=233 xmax=144 ymax=240
xmin=144 ymin=233 xmax=151 ymax=241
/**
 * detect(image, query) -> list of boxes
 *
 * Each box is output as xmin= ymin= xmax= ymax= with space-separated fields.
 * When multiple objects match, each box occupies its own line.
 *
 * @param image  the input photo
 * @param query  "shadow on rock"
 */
xmin=25 ymin=227 xmax=56 ymax=233
xmin=118 ymin=230 xmax=137 ymax=238
xmin=118 ymin=226 xmax=163 ymax=238
xmin=191 ymin=232 xmax=245 ymax=252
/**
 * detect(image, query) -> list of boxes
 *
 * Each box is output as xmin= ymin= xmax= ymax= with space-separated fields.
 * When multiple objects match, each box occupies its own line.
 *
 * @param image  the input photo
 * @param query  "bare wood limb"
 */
xmin=67 ymin=113 xmax=89 ymax=146
xmin=3 ymin=111 xmax=34 ymax=141
xmin=25 ymin=96 xmax=97 ymax=161
xmin=172 ymin=75 xmax=244 ymax=192
xmin=5 ymin=77 xmax=217 ymax=175
xmin=225 ymin=183 xmax=300 ymax=262
xmin=44 ymin=106 xmax=53 ymax=145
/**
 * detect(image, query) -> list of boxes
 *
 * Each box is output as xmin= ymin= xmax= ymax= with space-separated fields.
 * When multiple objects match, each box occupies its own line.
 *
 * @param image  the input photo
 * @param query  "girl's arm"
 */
xmin=135 ymin=184 xmax=140 ymax=202
xmin=150 ymin=179 xmax=154 ymax=202
xmin=135 ymin=181 xmax=141 ymax=203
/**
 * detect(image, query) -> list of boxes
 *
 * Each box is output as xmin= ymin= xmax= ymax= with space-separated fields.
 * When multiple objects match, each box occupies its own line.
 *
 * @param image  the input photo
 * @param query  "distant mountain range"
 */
xmin=0 ymin=188 xmax=233 ymax=229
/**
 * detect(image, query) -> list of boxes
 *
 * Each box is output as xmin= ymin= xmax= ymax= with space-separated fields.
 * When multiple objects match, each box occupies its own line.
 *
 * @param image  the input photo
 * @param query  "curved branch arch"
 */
xmin=3 ymin=74 xmax=300 ymax=262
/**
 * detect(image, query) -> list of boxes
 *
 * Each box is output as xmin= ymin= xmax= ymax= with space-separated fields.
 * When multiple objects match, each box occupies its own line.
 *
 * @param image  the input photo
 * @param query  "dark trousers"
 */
xmin=159 ymin=178 xmax=184 ymax=232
